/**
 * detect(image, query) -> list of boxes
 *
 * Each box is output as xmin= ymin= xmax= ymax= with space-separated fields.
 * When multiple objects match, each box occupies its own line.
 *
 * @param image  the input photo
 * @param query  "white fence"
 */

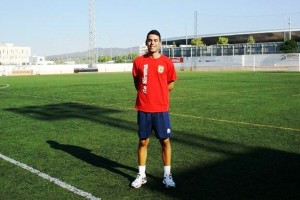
xmin=177 ymin=53 xmax=300 ymax=71
xmin=1 ymin=54 xmax=299 ymax=76
xmin=0 ymin=63 xmax=133 ymax=76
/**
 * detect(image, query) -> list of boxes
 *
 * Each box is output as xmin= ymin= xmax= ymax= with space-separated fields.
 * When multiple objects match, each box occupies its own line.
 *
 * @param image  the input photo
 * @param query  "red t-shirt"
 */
xmin=132 ymin=54 xmax=177 ymax=112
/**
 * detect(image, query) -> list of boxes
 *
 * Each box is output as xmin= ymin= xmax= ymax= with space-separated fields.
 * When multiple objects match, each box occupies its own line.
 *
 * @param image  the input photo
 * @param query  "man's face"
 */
xmin=146 ymin=34 xmax=161 ymax=53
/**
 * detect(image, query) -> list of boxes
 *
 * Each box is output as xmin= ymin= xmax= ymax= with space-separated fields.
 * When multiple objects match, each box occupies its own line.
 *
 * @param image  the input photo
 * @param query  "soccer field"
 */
xmin=1 ymin=71 xmax=300 ymax=200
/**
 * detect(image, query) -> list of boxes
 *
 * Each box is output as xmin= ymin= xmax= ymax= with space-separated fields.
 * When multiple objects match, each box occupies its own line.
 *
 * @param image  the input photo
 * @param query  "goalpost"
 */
xmin=251 ymin=54 xmax=300 ymax=72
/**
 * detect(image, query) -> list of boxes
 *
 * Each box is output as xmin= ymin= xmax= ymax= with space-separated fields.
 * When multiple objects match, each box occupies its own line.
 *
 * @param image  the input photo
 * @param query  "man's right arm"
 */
xmin=168 ymin=81 xmax=175 ymax=91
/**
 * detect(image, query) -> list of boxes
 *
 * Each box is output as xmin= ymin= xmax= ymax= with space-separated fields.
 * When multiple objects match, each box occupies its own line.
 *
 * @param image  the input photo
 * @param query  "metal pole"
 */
xmin=253 ymin=56 xmax=256 ymax=72
xmin=194 ymin=11 xmax=198 ymax=37
xmin=289 ymin=17 xmax=292 ymax=40
xmin=165 ymin=25 xmax=168 ymax=46
xmin=298 ymin=53 xmax=300 ymax=72
xmin=88 ymin=0 xmax=96 ymax=67
xmin=185 ymin=24 xmax=188 ymax=45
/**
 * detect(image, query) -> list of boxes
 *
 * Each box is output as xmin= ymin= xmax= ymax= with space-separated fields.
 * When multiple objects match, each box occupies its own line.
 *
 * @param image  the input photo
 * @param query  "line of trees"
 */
xmin=189 ymin=35 xmax=298 ymax=53
xmin=98 ymin=52 xmax=138 ymax=63
xmin=52 ymin=52 xmax=139 ymax=64
xmin=191 ymin=35 xmax=256 ymax=46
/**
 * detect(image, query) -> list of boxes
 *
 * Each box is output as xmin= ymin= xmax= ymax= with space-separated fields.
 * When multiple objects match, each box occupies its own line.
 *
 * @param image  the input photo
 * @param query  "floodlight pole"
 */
xmin=298 ymin=53 xmax=300 ymax=72
xmin=165 ymin=25 xmax=168 ymax=46
xmin=194 ymin=11 xmax=198 ymax=37
xmin=185 ymin=24 xmax=188 ymax=46
xmin=88 ymin=0 xmax=97 ymax=68
xmin=288 ymin=17 xmax=291 ymax=40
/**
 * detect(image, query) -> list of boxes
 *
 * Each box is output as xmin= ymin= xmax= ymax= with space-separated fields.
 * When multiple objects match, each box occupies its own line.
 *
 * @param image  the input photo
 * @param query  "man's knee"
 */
xmin=160 ymin=138 xmax=171 ymax=147
xmin=139 ymin=138 xmax=149 ymax=148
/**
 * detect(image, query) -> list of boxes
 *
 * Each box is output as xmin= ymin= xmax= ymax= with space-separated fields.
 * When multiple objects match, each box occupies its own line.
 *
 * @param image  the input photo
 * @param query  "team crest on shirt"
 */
xmin=167 ymin=128 xmax=171 ymax=134
xmin=158 ymin=65 xmax=164 ymax=73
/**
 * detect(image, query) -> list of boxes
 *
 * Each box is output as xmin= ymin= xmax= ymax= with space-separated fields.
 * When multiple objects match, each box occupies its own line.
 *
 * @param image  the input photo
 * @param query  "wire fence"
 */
xmin=161 ymin=42 xmax=300 ymax=57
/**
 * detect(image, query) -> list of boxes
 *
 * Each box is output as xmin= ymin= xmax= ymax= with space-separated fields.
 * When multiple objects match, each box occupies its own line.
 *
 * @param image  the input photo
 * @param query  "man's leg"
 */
xmin=160 ymin=138 xmax=176 ymax=188
xmin=160 ymin=138 xmax=171 ymax=166
xmin=132 ymin=138 xmax=150 ymax=188
xmin=138 ymin=138 xmax=150 ymax=166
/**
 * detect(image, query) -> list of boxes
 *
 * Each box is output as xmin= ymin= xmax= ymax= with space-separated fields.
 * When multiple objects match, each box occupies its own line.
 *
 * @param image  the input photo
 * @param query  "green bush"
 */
xmin=279 ymin=40 xmax=298 ymax=53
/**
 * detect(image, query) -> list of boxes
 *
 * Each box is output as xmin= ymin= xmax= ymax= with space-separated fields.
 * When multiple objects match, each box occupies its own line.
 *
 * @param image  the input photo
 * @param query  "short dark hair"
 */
xmin=146 ymin=30 xmax=161 ymax=42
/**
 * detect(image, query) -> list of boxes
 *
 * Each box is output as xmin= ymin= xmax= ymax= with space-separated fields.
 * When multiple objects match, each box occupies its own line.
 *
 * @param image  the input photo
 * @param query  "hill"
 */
xmin=46 ymin=46 xmax=139 ymax=60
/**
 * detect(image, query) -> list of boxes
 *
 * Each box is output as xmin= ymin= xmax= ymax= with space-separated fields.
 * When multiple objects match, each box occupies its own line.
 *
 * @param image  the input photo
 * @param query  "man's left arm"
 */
xmin=168 ymin=81 xmax=175 ymax=91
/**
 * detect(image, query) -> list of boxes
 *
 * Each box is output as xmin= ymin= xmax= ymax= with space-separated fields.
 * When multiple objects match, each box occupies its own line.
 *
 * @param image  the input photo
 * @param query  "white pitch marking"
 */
xmin=7 ymin=91 xmax=299 ymax=132
xmin=171 ymin=113 xmax=300 ymax=132
xmin=0 ymin=84 xmax=10 ymax=89
xmin=0 ymin=153 xmax=101 ymax=200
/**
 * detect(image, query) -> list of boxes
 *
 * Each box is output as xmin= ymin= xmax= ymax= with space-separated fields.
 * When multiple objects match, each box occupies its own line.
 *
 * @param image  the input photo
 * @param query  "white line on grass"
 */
xmin=7 ymin=92 xmax=300 ymax=132
xmin=0 ymin=84 xmax=10 ymax=89
xmin=171 ymin=113 xmax=300 ymax=132
xmin=0 ymin=153 xmax=100 ymax=200
xmin=218 ymin=86 xmax=287 ymax=95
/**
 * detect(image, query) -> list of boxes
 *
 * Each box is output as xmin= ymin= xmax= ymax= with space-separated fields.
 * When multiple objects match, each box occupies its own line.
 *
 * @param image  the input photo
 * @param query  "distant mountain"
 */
xmin=46 ymin=46 xmax=139 ymax=60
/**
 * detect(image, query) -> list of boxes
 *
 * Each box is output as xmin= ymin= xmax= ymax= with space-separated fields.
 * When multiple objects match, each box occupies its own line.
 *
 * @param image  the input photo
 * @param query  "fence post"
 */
xmin=298 ymin=53 xmax=300 ymax=72
xmin=253 ymin=56 xmax=256 ymax=71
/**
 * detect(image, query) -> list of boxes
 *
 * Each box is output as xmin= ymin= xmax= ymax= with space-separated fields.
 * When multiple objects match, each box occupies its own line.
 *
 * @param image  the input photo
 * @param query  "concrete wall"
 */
xmin=177 ymin=53 xmax=300 ymax=71
xmin=1 ymin=54 xmax=299 ymax=76
xmin=0 ymin=63 xmax=133 ymax=76
xmin=97 ymin=63 xmax=132 ymax=72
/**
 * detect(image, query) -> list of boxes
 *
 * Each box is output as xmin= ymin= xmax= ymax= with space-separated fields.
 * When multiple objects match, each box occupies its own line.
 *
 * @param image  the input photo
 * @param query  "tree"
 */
xmin=217 ymin=36 xmax=229 ymax=45
xmin=114 ymin=55 xmax=125 ymax=63
xmin=129 ymin=53 xmax=138 ymax=61
xmin=247 ymin=35 xmax=255 ymax=44
xmin=98 ymin=56 xmax=111 ymax=63
xmin=279 ymin=40 xmax=298 ymax=53
xmin=191 ymin=37 xmax=205 ymax=46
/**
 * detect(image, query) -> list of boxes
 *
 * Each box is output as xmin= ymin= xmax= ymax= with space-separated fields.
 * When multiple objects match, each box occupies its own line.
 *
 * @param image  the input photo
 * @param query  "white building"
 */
xmin=139 ymin=44 xmax=147 ymax=55
xmin=31 ymin=55 xmax=54 ymax=65
xmin=0 ymin=43 xmax=31 ymax=65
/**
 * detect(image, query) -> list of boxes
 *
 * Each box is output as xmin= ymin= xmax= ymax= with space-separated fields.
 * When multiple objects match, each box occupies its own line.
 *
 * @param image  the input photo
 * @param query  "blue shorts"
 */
xmin=137 ymin=111 xmax=173 ymax=139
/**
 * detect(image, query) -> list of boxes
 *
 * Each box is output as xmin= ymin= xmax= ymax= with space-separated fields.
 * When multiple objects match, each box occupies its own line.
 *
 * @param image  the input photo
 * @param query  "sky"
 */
xmin=1 ymin=0 xmax=300 ymax=56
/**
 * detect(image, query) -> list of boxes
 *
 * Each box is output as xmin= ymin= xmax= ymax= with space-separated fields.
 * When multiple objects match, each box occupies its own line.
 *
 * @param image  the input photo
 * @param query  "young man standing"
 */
xmin=131 ymin=30 xmax=177 ymax=188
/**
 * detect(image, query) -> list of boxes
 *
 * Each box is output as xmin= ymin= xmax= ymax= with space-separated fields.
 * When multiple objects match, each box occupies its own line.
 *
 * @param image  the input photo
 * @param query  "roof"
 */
xmin=163 ymin=28 xmax=300 ymax=46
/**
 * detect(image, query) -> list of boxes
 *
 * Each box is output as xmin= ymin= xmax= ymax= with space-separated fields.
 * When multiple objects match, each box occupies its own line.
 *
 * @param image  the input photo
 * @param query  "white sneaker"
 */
xmin=163 ymin=174 xmax=176 ymax=188
xmin=131 ymin=174 xmax=147 ymax=188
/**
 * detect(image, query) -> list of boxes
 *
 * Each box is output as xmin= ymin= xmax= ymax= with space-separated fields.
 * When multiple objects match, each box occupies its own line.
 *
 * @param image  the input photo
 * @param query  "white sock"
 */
xmin=138 ymin=166 xmax=146 ymax=177
xmin=164 ymin=166 xmax=171 ymax=176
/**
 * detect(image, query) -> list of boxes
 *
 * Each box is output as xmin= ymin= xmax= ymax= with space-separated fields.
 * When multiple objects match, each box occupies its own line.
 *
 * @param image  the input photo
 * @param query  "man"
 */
xmin=131 ymin=30 xmax=177 ymax=188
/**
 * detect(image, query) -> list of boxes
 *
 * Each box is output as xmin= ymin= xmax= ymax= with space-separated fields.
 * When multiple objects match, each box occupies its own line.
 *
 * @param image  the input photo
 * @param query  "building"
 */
xmin=31 ymin=55 xmax=54 ymax=65
xmin=139 ymin=43 xmax=148 ymax=55
xmin=0 ymin=43 xmax=31 ymax=65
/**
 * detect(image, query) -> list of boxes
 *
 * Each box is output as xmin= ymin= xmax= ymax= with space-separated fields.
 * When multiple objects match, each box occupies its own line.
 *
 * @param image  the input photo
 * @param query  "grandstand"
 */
xmin=160 ymin=28 xmax=300 ymax=58
xmin=157 ymin=28 xmax=300 ymax=72
xmin=163 ymin=28 xmax=300 ymax=46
